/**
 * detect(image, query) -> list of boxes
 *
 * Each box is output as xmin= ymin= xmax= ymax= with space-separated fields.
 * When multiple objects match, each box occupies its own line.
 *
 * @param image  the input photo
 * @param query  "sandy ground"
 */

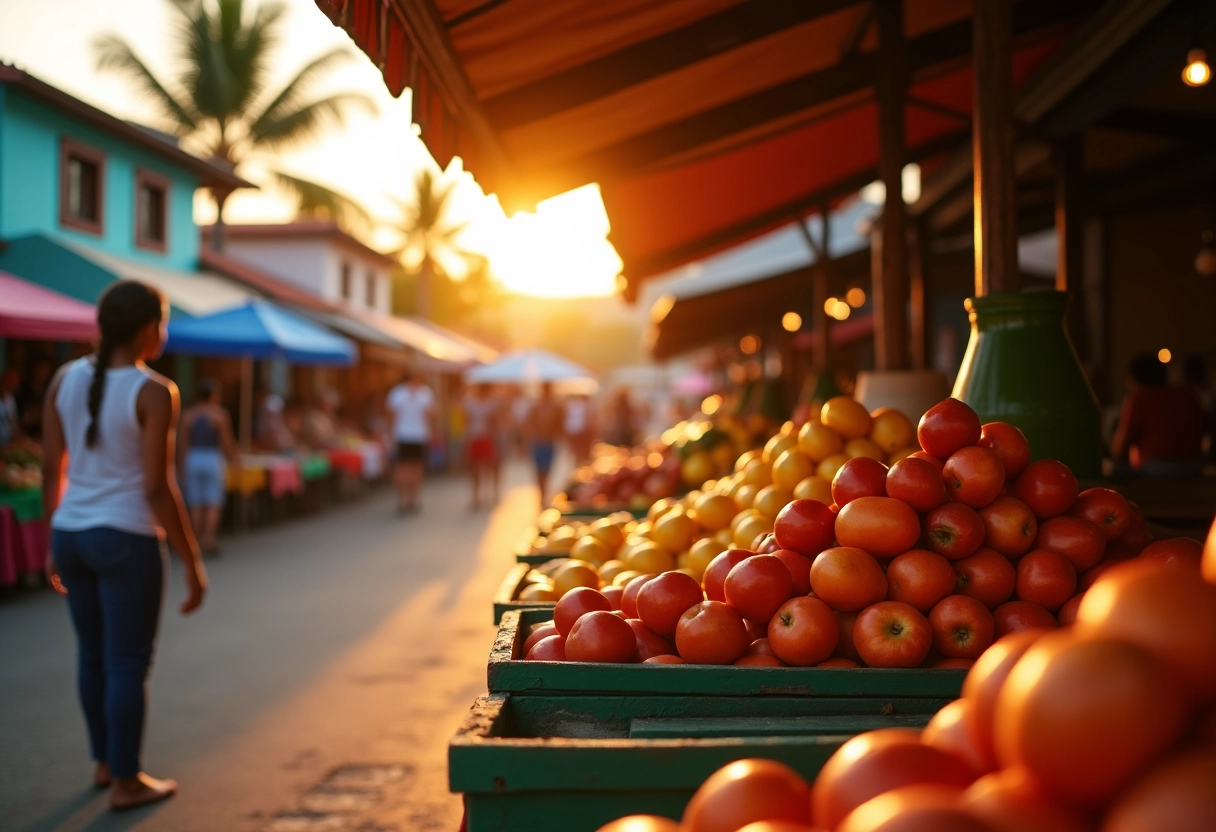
xmin=0 ymin=460 xmax=547 ymax=832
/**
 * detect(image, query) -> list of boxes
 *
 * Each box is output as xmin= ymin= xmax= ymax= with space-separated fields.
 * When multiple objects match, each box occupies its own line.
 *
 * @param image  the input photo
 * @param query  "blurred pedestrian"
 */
xmin=0 ymin=369 xmax=20 ymax=446
xmin=386 ymin=369 xmax=436 ymax=514
xmin=564 ymin=392 xmax=595 ymax=466
xmin=509 ymin=385 xmax=530 ymax=457
xmin=527 ymin=382 xmax=565 ymax=501
xmin=464 ymin=382 xmax=500 ymax=509
xmin=179 ymin=379 xmax=237 ymax=555
xmin=606 ymin=386 xmax=638 ymax=447
xmin=41 ymin=280 xmax=207 ymax=810
xmin=1111 ymin=353 xmax=1205 ymax=477
xmin=17 ymin=358 xmax=53 ymax=439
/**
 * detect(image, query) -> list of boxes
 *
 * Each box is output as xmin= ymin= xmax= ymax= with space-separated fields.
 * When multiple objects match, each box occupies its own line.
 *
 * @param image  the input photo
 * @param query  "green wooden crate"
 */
xmin=493 ymin=564 xmax=555 ymax=624
xmin=450 ymin=692 xmax=949 ymax=832
xmin=491 ymin=609 xmax=967 ymax=698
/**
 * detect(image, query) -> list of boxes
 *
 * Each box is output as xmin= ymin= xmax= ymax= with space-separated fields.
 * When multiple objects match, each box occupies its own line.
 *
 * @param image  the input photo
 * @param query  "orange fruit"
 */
xmin=735 ymin=449 xmax=762 ymax=473
xmin=694 ymin=492 xmax=738 ymax=532
xmin=821 ymin=396 xmax=872 ymax=439
xmin=689 ymin=537 xmax=727 ymax=576
xmin=598 ymin=559 xmax=628 ymax=585
xmin=518 ymin=583 xmax=558 ymax=602
xmin=652 ymin=509 xmax=698 ymax=553
xmin=798 ymin=420 xmax=843 ymax=462
xmin=772 ymin=449 xmax=816 ymax=490
xmin=844 ymin=437 xmax=885 ymax=461
xmin=743 ymin=458 xmax=774 ymax=488
xmin=817 ymin=453 xmax=850 ymax=483
xmin=887 ymin=445 xmax=920 ymax=465
xmin=753 ymin=485 xmax=793 ymax=519
xmin=570 ymin=535 xmax=613 ymax=566
xmin=869 ymin=407 xmax=916 ymax=455
xmin=734 ymin=514 xmax=773 ymax=549
xmin=794 ymin=475 xmax=833 ymax=504
xmin=624 ymin=541 xmax=677 ymax=574
xmin=553 ymin=561 xmax=600 ymax=596
xmin=734 ymin=483 xmax=759 ymax=510
xmin=763 ymin=433 xmax=798 ymax=464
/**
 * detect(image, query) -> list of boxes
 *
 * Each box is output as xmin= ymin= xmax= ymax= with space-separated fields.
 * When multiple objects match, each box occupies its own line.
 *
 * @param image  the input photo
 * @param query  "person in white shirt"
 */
xmin=385 ymin=370 xmax=436 ymax=514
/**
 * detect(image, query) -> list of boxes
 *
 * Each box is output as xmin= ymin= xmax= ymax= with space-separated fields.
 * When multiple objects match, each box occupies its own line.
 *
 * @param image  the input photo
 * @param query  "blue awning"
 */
xmin=165 ymin=300 xmax=356 ymax=365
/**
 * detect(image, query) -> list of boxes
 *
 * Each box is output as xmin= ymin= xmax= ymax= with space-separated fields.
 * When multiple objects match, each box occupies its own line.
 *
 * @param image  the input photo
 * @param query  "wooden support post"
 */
xmin=972 ymin=0 xmax=1020 ymax=296
xmin=1054 ymin=135 xmax=1089 ymax=361
xmin=798 ymin=213 xmax=831 ymax=371
xmin=875 ymin=0 xmax=910 ymax=369
xmin=910 ymin=217 xmax=928 ymax=371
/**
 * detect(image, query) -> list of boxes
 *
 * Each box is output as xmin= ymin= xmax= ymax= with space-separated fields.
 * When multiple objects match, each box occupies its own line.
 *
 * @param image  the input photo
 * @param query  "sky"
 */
xmin=0 ymin=0 xmax=623 ymax=297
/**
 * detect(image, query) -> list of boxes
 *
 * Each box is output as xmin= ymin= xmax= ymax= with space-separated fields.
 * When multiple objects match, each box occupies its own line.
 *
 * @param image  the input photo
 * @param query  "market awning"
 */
xmin=345 ymin=308 xmax=497 ymax=367
xmin=314 ymin=0 xmax=1098 ymax=289
xmin=165 ymin=301 xmax=357 ymax=365
xmin=0 ymin=271 xmax=98 ymax=342
xmin=466 ymin=349 xmax=595 ymax=387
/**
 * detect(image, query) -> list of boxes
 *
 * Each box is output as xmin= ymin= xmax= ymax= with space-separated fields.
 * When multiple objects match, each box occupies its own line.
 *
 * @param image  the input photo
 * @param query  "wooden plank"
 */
xmin=492 ymin=563 xmax=552 ymax=624
xmin=874 ymin=0 xmax=910 ymax=370
xmin=971 ymin=0 xmax=1020 ymax=296
xmin=630 ymin=713 xmax=931 ymax=738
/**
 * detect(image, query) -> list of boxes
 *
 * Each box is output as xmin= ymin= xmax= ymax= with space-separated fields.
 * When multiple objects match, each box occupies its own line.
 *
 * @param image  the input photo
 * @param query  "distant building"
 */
xmin=204 ymin=221 xmax=397 ymax=315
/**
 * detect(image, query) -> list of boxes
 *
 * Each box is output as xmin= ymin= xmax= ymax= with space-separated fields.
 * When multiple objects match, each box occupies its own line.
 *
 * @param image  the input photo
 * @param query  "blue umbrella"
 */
xmin=165 ymin=300 xmax=356 ymax=365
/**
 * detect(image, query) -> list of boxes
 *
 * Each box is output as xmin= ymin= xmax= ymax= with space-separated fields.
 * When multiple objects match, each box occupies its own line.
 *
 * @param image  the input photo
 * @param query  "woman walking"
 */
xmin=179 ymin=379 xmax=236 ymax=554
xmin=42 ymin=281 xmax=207 ymax=810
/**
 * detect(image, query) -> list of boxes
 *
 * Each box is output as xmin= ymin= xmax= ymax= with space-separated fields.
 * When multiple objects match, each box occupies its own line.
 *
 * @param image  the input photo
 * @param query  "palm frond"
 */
xmin=246 ymin=91 xmax=376 ymax=149
xmin=93 ymin=34 xmax=198 ymax=131
xmin=247 ymin=47 xmax=365 ymax=140
xmin=224 ymin=0 xmax=285 ymax=117
xmin=271 ymin=169 xmax=372 ymax=234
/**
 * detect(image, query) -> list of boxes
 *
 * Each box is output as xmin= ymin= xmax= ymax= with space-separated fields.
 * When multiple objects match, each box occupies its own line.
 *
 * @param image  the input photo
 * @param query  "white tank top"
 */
xmin=52 ymin=357 xmax=161 ymax=536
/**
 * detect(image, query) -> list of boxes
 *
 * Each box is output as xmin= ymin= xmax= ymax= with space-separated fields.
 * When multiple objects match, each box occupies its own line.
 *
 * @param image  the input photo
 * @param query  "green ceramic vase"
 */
xmin=952 ymin=290 xmax=1102 ymax=479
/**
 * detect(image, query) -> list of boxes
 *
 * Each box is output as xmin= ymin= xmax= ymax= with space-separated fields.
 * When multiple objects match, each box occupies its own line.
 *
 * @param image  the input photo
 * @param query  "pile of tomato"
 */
xmin=593 ymin=532 xmax=1216 ymax=832
xmin=522 ymin=397 xmax=1202 ymax=668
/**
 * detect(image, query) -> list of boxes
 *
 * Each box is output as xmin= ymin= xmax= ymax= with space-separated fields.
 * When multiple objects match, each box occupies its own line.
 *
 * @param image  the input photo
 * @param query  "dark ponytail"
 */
xmin=86 ymin=281 xmax=165 ymax=448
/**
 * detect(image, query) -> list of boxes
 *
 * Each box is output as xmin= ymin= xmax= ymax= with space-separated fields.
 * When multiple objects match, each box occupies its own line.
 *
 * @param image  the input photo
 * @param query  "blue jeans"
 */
xmin=53 ymin=527 xmax=165 ymax=778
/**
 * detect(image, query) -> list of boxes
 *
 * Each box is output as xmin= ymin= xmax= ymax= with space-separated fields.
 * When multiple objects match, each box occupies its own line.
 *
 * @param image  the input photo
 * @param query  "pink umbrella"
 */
xmin=0 ymin=271 xmax=98 ymax=341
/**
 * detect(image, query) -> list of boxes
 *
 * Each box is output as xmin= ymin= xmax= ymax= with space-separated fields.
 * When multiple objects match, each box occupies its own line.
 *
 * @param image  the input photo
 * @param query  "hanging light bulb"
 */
xmin=1182 ymin=48 xmax=1211 ymax=87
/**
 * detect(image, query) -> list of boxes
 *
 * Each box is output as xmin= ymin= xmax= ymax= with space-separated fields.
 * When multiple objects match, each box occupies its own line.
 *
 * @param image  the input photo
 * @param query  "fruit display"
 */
xmin=592 ymin=552 xmax=1216 ymax=831
xmin=510 ymin=396 xmax=1188 ymax=669
xmin=0 ymin=439 xmax=43 ymax=490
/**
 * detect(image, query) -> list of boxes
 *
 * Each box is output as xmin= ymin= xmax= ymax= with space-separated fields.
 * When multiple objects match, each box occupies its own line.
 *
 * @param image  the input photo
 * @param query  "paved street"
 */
xmin=1 ymin=462 xmax=545 ymax=832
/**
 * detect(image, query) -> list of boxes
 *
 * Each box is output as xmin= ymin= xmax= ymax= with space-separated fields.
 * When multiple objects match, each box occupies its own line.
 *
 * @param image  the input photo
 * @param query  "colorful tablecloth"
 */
xmin=0 ymin=486 xmax=43 ymax=523
xmin=329 ymin=448 xmax=364 ymax=478
xmin=300 ymin=454 xmax=332 ymax=482
xmin=360 ymin=442 xmax=386 ymax=479
xmin=267 ymin=459 xmax=303 ymax=499
xmin=0 ymin=506 xmax=47 ymax=586
xmin=227 ymin=463 xmax=268 ymax=497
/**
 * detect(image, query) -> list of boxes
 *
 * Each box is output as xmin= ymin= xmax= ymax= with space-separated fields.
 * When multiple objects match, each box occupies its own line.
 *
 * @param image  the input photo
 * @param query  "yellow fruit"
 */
xmin=613 ymin=569 xmax=645 ymax=587
xmin=868 ymin=407 xmax=915 ymax=454
xmin=518 ymin=584 xmax=558 ymax=602
xmin=817 ymin=453 xmax=850 ymax=483
xmin=724 ymin=476 xmax=747 ymax=501
xmin=772 ymin=448 xmax=816 ymax=490
xmin=652 ymin=509 xmax=698 ymax=553
xmin=844 ymin=437 xmax=885 ymax=462
xmin=887 ymin=445 xmax=921 ymax=464
xmin=633 ymin=520 xmax=653 ymax=538
xmin=694 ymin=492 xmax=738 ymax=533
xmin=753 ymin=485 xmax=793 ymax=519
xmin=734 ymin=483 xmax=759 ymax=510
xmin=598 ymin=559 xmax=628 ymax=585
xmin=681 ymin=451 xmax=715 ymax=488
xmin=648 ymin=497 xmax=679 ymax=522
xmin=587 ymin=519 xmax=626 ymax=552
xmin=703 ymin=478 xmax=719 ymax=492
xmin=682 ymin=489 xmax=702 ymax=508
xmin=732 ymin=507 xmax=763 ymax=532
xmin=570 ymin=535 xmax=613 ymax=566
xmin=798 ymin=420 xmax=844 ymax=462
xmin=821 ymin=396 xmax=872 ymax=438
xmin=711 ymin=442 xmax=736 ymax=473
xmin=763 ymin=433 xmax=798 ymax=464
xmin=538 ymin=536 xmax=576 ymax=553
xmin=794 ymin=476 xmax=833 ymax=504
xmin=536 ymin=557 xmax=572 ymax=576
xmin=742 ymin=458 xmax=773 ymax=488
xmin=780 ymin=420 xmax=797 ymax=436
xmin=689 ymin=537 xmax=726 ymax=576
xmin=552 ymin=562 xmax=599 ymax=596
xmin=624 ymin=541 xmax=677 ymax=574
xmin=735 ymin=449 xmax=762 ymax=473
xmin=714 ymin=529 xmax=735 ymax=548
xmin=733 ymin=514 xmax=773 ymax=549
xmin=549 ymin=524 xmax=579 ymax=543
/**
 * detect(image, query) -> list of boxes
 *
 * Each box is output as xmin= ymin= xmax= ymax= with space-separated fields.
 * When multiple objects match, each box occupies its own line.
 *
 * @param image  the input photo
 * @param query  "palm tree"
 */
xmin=94 ymin=0 xmax=376 ymax=249
xmin=395 ymin=168 xmax=477 ymax=319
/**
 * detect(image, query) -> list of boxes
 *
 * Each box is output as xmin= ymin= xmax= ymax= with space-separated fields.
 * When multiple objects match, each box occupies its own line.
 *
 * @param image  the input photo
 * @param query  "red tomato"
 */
xmin=886 ymin=549 xmax=957 ymax=612
xmin=1101 ymin=746 xmax=1216 ymax=832
xmin=772 ymin=548 xmax=813 ymax=595
xmin=1015 ymin=550 xmax=1076 ymax=611
xmin=978 ymin=421 xmax=1031 ymax=480
xmin=853 ymin=601 xmax=933 ymax=668
xmin=943 ymin=447 xmax=1006 ymax=508
xmin=675 ymin=600 xmax=749 ymax=665
xmin=621 ymin=573 xmax=657 ymax=618
xmin=994 ymin=631 xmax=1189 ymax=808
xmin=746 ymin=637 xmax=776 ymax=656
xmin=977 ymin=497 xmax=1037 ymax=557
xmin=992 ymin=601 xmax=1057 ymax=638
xmin=917 ymin=398 xmax=982 ymax=459
xmin=819 ymin=657 xmax=861 ymax=667
xmin=962 ymin=766 xmax=1091 ymax=832
xmin=595 ymin=816 xmax=680 ymax=832
xmin=1076 ymin=558 xmax=1216 ymax=702
xmin=702 ymin=550 xmax=750 ymax=602
xmin=734 ymin=653 xmax=786 ymax=667
xmin=743 ymin=617 xmax=767 ymax=641
xmin=774 ymin=499 xmax=837 ymax=557
xmin=838 ymin=784 xmax=985 ymax=832
xmin=810 ymin=547 xmax=888 ymax=611
xmin=643 ymin=654 xmax=686 ymax=664
xmin=636 ymin=571 xmax=704 ymax=637
xmin=832 ymin=457 xmax=889 ymax=507
xmin=1013 ymin=460 xmax=1078 ymax=520
xmin=922 ymin=503 xmax=986 ymax=559
xmin=1078 ymin=560 xmax=1117 ymax=590
xmin=1137 ymin=537 xmax=1203 ymax=569
xmin=909 ymin=450 xmax=946 ymax=473
xmin=1113 ymin=502 xmax=1150 ymax=555
xmin=835 ymin=496 xmax=922 ymax=557
xmin=767 ymin=596 xmax=839 ymax=666
xmin=928 ymin=595 xmax=995 ymax=659
xmin=922 ymin=698 xmax=996 ymax=777
xmin=1055 ymin=593 xmax=1083 ymax=626
xmin=961 ymin=628 xmax=1052 ymax=763
xmin=952 ymin=547 xmax=1016 ymax=609
xmin=1033 ymin=516 xmax=1105 ymax=572
xmin=602 ymin=585 xmax=624 ymax=610
xmin=523 ymin=621 xmax=558 ymax=655
xmin=626 ymin=618 xmax=676 ymax=661
xmin=886 ymin=457 xmax=947 ymax=512
xmin=525 ymin=633 xmax=566 ymax=661
xmin=725 ymin=555 xmax=796 ymax=623
xmin=554 ymin=587 xmax=612 ymax=635
xmin=682 ymin=758 xmax=812 ymax=832
xmin=811 ymin=728 xmax=975 ymax=829
xmin=1067 ymin=487 xmax=1131 ymax=541
xmin=755 ymin=533 xmax=781 ymax=554
xmin=835 ymin=609 xmax=862 ymax=662
xmin=565 ymin=610 xmax=637 ymax=663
